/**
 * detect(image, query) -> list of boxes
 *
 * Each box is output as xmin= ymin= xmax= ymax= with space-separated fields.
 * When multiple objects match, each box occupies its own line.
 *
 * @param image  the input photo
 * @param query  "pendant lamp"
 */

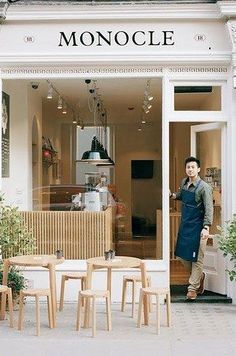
xmin=78 ymin=136 xmax=110 ymax=164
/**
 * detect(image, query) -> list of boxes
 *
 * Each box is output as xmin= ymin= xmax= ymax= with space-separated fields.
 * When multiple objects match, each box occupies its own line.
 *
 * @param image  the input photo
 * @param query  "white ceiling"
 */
xmin=28 ymin=77 xmax=162 ymax=127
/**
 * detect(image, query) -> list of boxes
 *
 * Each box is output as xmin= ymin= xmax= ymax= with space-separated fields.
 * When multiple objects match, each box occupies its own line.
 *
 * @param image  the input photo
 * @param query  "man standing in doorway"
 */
xmin=170 ymin=156 xmax=213 ymax=300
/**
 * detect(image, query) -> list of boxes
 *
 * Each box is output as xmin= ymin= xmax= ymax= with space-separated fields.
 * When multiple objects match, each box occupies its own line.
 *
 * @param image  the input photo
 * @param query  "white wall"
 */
xmin=2 ymin=80 xmax=42 ymax=210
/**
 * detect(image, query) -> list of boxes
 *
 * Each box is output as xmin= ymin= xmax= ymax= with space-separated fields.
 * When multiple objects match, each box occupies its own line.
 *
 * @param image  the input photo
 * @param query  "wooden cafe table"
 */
xmin=0 ymin=255 xmax=64 ymax=327
xmin=85 ymin=256 xmax=149 ymax=327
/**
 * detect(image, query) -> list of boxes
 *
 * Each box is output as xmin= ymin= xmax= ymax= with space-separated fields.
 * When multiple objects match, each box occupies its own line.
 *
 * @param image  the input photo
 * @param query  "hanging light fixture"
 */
xmin=47 ymin=82 xmax=53 ymax=99
xmin=62 ymin=102 xmax=67 ymax=114
xmin=96 ymin=114 xmax=115 ymax=167
xmin=79 ymin=80 xmax=113 ymax=165
xmin=57 ymin=96 xmax=63 ymax=110
xmin=79 ymin=135 xmax=110 ymax=164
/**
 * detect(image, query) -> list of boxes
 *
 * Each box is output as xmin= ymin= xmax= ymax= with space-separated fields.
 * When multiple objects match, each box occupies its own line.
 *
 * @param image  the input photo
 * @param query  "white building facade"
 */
xmin=0 ymin=0 xmax=236 ymax=303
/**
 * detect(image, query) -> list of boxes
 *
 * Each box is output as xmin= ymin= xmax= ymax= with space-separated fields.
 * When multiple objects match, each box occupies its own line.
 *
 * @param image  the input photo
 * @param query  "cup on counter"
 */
xmin=104 ymin=251 xmax=111 ymax=261
xmin=55 ymin=249 xmax=63 ymax=259
xmin=109 ymin=249 xmax=115 ymax=260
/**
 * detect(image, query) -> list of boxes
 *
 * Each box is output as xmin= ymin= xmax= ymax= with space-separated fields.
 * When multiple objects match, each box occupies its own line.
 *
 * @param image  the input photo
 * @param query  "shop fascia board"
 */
xmin=5 ymin=3 xmax=221 ymax=21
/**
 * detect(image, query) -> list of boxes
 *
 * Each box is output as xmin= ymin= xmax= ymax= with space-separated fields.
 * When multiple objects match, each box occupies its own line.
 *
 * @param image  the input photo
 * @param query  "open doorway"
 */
xmin=169 ymin=121 xmax=226 ymax=297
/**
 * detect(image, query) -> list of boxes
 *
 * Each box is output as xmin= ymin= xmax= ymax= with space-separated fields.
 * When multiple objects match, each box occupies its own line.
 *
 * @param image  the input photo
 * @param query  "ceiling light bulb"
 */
xmin=138 ymin=127 xmax=142 ymax=131
xmin=148 ymin=95 xmax=153 ymax=101
xmin=73 ymin=117 xmax=77 ymax=124
xmin=47 ymin=83 xmax=53 ymax=99
xmin=144 ymin=109 xmax=150 ymax=114
xmin=62 ymin=102 xmax=67 ymax=114
xmin=57 ymin=96 xmax=63 ymax=109
xmin=147 ymin=104 xmax=152 ymax=109
xmin=141 ymin=120 xmax=146 ymax=124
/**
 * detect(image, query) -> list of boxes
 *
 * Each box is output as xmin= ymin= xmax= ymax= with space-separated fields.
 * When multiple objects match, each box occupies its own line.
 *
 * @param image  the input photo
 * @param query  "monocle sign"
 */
xmin=0 ymin=20 xmax=229 ymax=57
xmin=58 ymin=30 xmax=175 ymax=47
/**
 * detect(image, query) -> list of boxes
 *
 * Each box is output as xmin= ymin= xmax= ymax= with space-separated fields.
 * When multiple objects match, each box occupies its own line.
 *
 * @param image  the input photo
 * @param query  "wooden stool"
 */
xmin=121 ymin=275 xmax=152 ymax=318
xmin=137 ymin=287 xmax=171 ymax=335
xmin=0 ymin=285 xmax=14 ymax=327
xmin=76 ymin=289 xmax=112 ymax=338
xmin=18 ymin=289 xmax=53 ymax=336
xmin=59 ymin=272 xmax=87 ymax=311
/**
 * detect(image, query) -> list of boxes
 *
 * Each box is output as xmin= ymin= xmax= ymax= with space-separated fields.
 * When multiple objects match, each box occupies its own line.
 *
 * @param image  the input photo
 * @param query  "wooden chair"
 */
xmin=0 ymin=285 xmax=14 ymax=328
xmin=59 ymin=272 xmax=87 ymax=311
xmin=76 ymin=289 xmax=112 ymax=338
xmin=121 ymin=275 xmax=152 ymax=318
xmin=18 ymin=289 xmax=53 ymax=336
xmin=137 ymin=287 xmax=171 ymax=335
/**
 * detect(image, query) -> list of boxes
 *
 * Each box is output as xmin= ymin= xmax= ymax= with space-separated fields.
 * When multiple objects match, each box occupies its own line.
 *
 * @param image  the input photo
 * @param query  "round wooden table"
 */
xmin=85 ymin=256 xmax=149 ymax=326
xmin=0 ymin=255 xmax=64 ymax=327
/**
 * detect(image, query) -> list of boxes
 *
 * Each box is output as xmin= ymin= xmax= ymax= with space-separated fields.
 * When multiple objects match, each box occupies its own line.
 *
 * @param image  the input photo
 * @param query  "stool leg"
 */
xmin=18 ymin=291 xmax=24 ymax=331
xmin=166 ymin=292 xmax=171 ymax=327
xmin=81 ymin=279 xmax=85 ymax=307
xmin=147 ymin=277 xmax=153 ymax=313
xmin=156 ymin=295 xmax=160 ymax=335
xmin=121 ymin=278 xmax=127 ymax=312
xmin=132 ymin=281 xmax=136 ymax=318
xmin=7 ymin=288 xmax=14 ymax=328
xmin=47 ymin=294 xmax=53 ymax=329
xmin=92 ymin=297 xmax=96 ymax=338
xmin=59 ymin=275 xmax=66 ymax=311
xmin=35 ymin=295 xmax=40 ymax=336
xmin=76 ymin=293 xmax=83 ymax=331
xmin=137 ymin=289 xmax=143 ymax=327
xmin=106 ymin=292 xmax=112 ymax=331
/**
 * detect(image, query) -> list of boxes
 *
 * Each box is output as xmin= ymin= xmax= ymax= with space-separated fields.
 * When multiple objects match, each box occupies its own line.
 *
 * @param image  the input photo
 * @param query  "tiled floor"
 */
xmin=0 ymin=302 xmax=236 ymax=356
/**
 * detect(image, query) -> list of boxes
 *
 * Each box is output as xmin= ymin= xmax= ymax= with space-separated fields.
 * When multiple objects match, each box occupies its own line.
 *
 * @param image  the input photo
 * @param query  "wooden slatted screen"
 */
xmin=20 ymin=208 xmax=113 ymax=259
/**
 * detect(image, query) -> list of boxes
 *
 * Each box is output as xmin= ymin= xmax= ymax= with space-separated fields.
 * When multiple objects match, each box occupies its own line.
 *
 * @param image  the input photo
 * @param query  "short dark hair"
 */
xmin=185 ymin=156 xmax=200 ymax=168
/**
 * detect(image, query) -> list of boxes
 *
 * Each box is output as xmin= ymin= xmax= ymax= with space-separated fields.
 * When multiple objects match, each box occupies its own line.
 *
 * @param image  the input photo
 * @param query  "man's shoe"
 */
xmin=197 ymin=272 xmax=206 ymax=295
xmin=186 ymin=290 xmax=197 ymax=300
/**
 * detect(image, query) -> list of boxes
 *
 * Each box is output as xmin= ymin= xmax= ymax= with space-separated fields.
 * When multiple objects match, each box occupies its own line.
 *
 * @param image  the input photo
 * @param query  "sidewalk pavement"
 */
xmin=0 ymin=302 xmax=236 ymax=356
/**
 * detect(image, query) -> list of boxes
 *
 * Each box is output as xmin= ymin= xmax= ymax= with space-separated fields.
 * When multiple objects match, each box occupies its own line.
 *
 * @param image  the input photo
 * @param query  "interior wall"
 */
xmin=42 ymin=102 xmax=62 ymax=186
xmin=169 ymin=123 xmax=221 ymax=210
xmin=132 ymin=160 xmax=162 ymax=225
xmin=115 ymin=122 xmax=161 ymax=234
xmin=2 ymin=80 xmax=42 ymax=210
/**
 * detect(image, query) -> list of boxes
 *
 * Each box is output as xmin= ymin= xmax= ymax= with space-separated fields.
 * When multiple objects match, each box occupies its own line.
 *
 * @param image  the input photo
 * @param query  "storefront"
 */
xmin=0 ymin=0 xmax=236 ymax=303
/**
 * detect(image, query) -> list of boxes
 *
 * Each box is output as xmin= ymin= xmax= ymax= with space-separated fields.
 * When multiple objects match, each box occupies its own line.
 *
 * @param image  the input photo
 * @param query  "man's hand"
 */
xmin=201 ymin=228 xmax=209 ymax=240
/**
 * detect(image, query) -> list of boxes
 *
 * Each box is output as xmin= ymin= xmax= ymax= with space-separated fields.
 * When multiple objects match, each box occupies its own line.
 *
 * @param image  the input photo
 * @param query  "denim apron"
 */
xmin=175 ymin=179 xmax=204 ymax=262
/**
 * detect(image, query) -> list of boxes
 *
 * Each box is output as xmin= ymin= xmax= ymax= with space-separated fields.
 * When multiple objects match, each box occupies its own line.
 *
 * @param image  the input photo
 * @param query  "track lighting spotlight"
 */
xmin=57 ymin=96 xmax=63 ymax=110
xmin=62 ymin=102 xmax=67 ymax=114
xmin=47 ymin=83 xmax=53 ymax=99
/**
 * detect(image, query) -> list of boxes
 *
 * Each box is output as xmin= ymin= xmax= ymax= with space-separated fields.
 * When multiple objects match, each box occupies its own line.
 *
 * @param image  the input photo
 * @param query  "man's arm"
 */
xmin=200 ymin=183 xmax=214 ymax=239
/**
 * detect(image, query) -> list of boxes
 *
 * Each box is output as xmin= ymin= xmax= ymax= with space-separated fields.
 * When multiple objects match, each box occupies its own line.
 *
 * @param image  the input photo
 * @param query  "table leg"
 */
xmin=84 ymin=262 xmax=93 ymax=328
xmin=48 ymin=263 xmax=56 ymax=328
xmin=140 ymin=261 xmax=149 ymax=325
xmin=107 ymin=268 xmax=112 ymax=296
xmin=0 ymin=259 xmax=10 ymax=320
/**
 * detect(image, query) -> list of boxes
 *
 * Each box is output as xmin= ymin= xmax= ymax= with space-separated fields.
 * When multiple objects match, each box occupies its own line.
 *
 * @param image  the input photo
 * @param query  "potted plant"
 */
xmin=217 ymin=215 xmax=236 ymax=281
xmin=0 ymin=194 xmax=36 ymax=303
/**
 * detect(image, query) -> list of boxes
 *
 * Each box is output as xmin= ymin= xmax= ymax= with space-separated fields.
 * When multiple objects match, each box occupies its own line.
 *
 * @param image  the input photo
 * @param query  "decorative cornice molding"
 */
xmin=0 ymin=65 xmax=229 ymax=79
xmin=218 ymin=1 xmax=236 ymax=18
xmin=227 ymin=21 xmax=236 ymax=47
xmin=5 ymin=4 xmax=221 ymax=21
xmin=0 ymin=53 xmax=231 ymax=67
xmin=0 ymin=65 xmax=163 ymax=78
